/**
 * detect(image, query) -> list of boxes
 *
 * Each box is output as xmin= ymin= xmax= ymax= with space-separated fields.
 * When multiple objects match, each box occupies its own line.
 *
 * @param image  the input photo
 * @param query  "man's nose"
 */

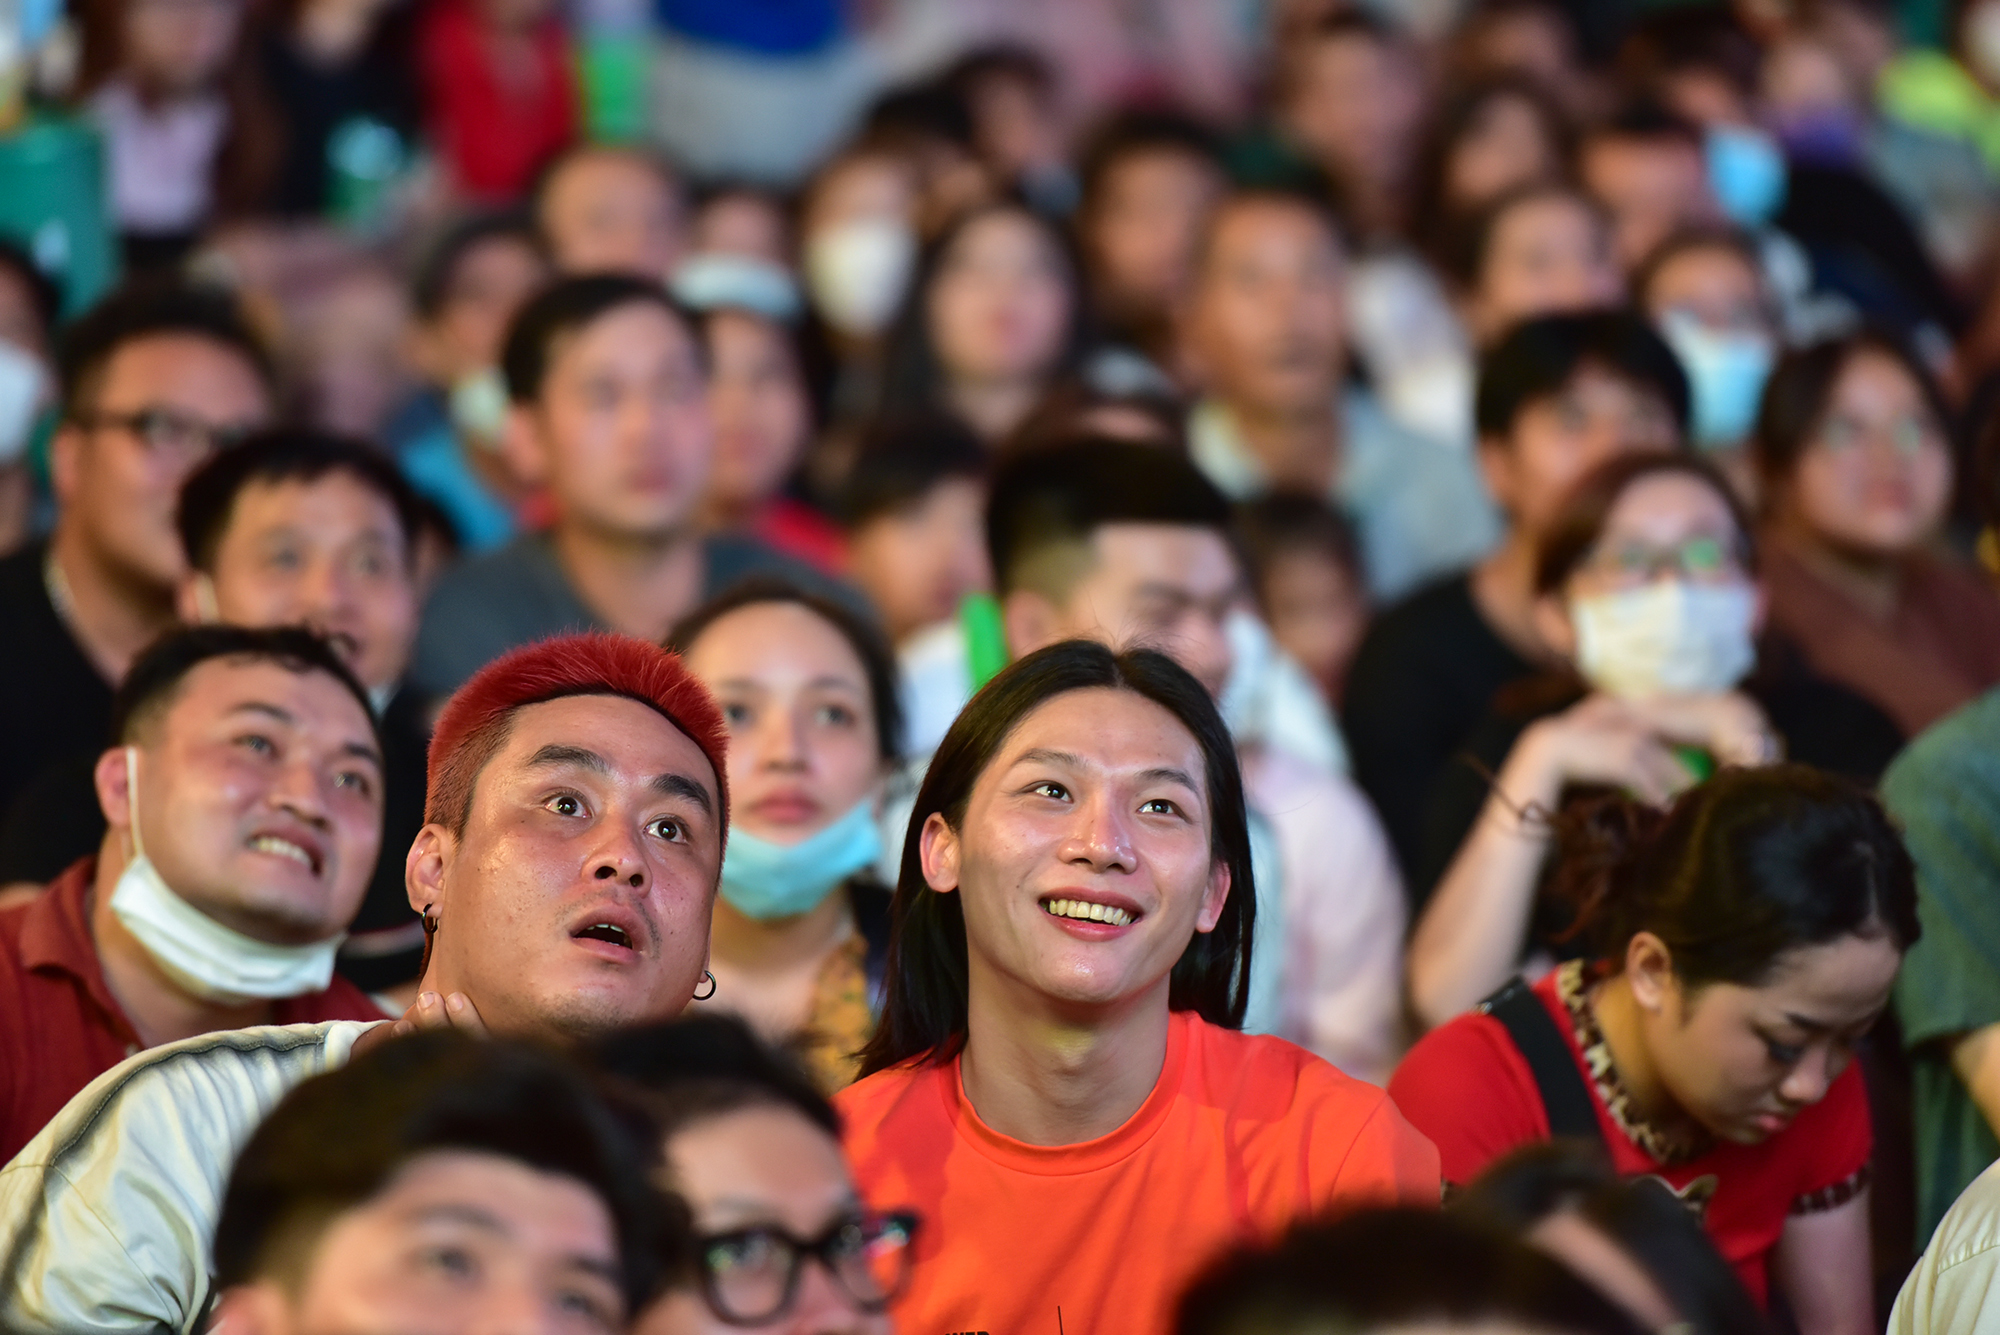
xmin=587 ymin=822 xmax=650 ymax=890
xmin=1061 ymin=793 xmax=1136 ymax=872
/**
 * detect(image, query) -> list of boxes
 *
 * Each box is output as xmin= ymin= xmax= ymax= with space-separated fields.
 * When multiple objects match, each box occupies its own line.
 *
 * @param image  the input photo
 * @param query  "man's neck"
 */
xmin=48 ymin=524 xmax=178 ymax=683
xmin=1468 ymin=530 xmax=1557 ymax=664
xmin=957 ymin=967 xmax=1172 ymax=1146
xmin=1222 ymin=396 xmax=1341 ymax=494
xmin=87 ymin=846 xmax=272 ymax=1049
xmin=550 ymin=520 xmax=706 ymax=644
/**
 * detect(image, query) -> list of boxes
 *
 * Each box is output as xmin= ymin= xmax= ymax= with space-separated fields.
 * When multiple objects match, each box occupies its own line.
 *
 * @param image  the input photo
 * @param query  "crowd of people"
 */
xmin=15 ymin=0 xmax=2000 ymax=1331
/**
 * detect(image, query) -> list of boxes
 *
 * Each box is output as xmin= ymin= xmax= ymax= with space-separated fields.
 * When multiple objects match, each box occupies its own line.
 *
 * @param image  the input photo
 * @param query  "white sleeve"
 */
xmin=0 ymin=1021 xmax=373 ymax=1334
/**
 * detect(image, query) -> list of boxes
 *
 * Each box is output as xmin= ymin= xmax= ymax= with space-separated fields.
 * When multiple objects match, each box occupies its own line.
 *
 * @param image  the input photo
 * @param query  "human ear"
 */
xmin=405 ymin=824 xmax=452 ymax=917
xmin=93 ymin=746 xmax=133 ymax=836
xmin=1194 ymin=859 xmax=1231 ymax=934
xmin=1001 ymin=589 xmax=1064 ymax=661
xmin=176 ymin=572 xmax=220 ymax=624
xmin=499 ymin=405 xmax=549 ymax=487
xmin=918 ymin=812 xmax=962 ymax=895
xmin=1624 ymin=931 xmax=1677 ymax=1017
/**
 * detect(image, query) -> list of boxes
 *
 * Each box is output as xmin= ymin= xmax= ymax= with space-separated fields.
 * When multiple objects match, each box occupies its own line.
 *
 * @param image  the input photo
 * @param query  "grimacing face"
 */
xmin=408 ymin=694 xmax=722 ymax=1042
xmin=187 ymin=471 xmax=419 ymax=691
xmin=919 ymin=687 xmax=1231 ymax=1016
xmin=98 ymin=656 xmax=383 ymax=945
xmin=213 ymin=1149 xmax=626 ymax=1335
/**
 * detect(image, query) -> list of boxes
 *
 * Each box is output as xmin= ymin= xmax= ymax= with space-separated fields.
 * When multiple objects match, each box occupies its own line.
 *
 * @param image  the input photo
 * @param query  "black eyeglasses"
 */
xmin=695 ymin=1210 xmax=919 ymax=1326
xmin=78 ymin=407 xmax=254 ymax=461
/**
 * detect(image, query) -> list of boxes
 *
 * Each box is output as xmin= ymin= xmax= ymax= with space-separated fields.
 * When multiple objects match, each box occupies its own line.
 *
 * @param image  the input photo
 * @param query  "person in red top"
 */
xmin=416 ymin=0 xmax=578 ymax=202
xmin=1389 ymin=765 xmax=1919 ymax=1335
xmin=0 ymin=625 xmax=390 ymax=1162
xmin=836 ymin=639 xmax=1439 ymax=1335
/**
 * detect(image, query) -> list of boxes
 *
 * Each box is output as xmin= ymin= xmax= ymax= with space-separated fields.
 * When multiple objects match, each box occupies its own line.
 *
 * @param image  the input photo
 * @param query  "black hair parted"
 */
xmin=501 ymin=273 xmax=699 ymax=404
xmin=836 ymin=411 xmax=988 ymax=529
xmin=1751 ymin=327 xmax=1950 ymax=494
xmin=591 ymin=1012 xmax=841 ymax=1146
xmin=857 ymin=640 xmax=1254 ymax=1076
xmin=1549 ymin=765 xmax=1920 ymax=988
xmin=669 ymin=575 xmax=906 ymax=762
xmin=213 ymin=1031 xmax=682 ymax=1316
xmin=984 ymin=435 xmax=1231 ymax=599
xmin=177 ymin=427 xmax=426 ymax=574
xmin=111 ymin=624 xmax=380 ymax=747
xmin=57 ymin=277 xmax=273 ymax=418
xmin=1475 ymin=308 xmax=1691 ymax=442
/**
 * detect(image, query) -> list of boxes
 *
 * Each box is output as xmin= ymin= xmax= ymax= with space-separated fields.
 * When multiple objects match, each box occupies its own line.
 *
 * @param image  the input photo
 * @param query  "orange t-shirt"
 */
xmin=835 ymin=1010 xmax=1441 ymax=1335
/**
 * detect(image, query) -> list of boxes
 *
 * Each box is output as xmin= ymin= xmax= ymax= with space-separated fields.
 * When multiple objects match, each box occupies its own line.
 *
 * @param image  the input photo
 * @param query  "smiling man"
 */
xmin=0 ymin=632 xmax=729 ymax=1335
xmin=838 ymin=640 xmax=1438 ymax=1335
xmin=0 ymin=625 xmax=388 ymax=1163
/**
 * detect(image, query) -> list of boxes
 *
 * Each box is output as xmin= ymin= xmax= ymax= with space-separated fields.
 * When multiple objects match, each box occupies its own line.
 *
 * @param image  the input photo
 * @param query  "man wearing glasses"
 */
xmin=0 ymin=281 xmax=271 ymax=824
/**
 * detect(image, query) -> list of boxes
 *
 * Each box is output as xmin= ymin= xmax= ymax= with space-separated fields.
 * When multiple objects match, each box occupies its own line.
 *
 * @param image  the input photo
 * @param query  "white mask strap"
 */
xmin=192 ymin=574 xmax=219 ymax=623
xmin=124 ymin=746 xmax=146 ymax=864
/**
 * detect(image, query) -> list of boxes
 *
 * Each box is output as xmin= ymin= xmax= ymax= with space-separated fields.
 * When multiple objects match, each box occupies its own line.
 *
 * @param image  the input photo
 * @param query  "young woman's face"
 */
xmin=1784 ymin=349 xmax=1952 ymax=559
xmin=920 ymin=687 xmax=1230 ymax=1014
xmin=636 ymin=1106 xmax=894 ymax=1335
xmin=1640 ymin=930 xmax=1902 ymax=1145
xmin=926 ymin=211 xmax=1074 ymax=388
xmin=1445 ymin=92 xmax=1561 ymax=215
xmin=703 ymin=311 xmax=810 ymax=515
xmin=1472 ymin=194 xmax=1623 ymax=342
xmin=1561 ymin=471 xmax=1752 ymax=609
xmin=1642 ymin=244 xmax=1770 ymax=337
xmin=684 ymin=602 xmax=884 ymax=846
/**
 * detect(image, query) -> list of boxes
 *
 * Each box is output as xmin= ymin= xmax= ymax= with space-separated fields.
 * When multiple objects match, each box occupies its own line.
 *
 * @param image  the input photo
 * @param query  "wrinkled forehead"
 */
xmin=145 ymin=655 xmax=376 ymax=747
xmin=479 ymin=692 xmax=719 ymax=805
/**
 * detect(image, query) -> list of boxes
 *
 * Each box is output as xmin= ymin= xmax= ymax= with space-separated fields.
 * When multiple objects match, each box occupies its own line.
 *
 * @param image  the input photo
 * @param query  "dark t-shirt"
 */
xmin=0 ymin=541 xmax=115 ymax=829
xmin=0 ymin=684 xmax=435 ymax=992
xmin=1341 ymin=571 xmax=1534 ymax=892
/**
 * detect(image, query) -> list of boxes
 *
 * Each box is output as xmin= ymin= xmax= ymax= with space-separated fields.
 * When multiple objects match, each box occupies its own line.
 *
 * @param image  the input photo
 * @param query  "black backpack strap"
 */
xmin=1478 ymin=976 xmax=1604 ymax=1145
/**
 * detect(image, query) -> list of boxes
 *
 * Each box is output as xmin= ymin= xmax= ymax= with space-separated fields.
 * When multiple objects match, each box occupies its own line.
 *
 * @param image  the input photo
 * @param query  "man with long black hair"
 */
xmin=837 ymin=640 xmax=1439 ymax=1335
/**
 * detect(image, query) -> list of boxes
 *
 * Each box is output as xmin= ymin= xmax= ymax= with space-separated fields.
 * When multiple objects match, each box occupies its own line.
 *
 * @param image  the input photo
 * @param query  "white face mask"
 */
xmin=804 ymin=215 xmax=915 ymax=336
xmin=0 ymin=341 xmax=47 ymax=465
xmin=1572 ymin=581 xmax=1758 ymax=700
xmin=447 ymin=366 xmax=509 ymax=452
xmin=108 ymin=747 xmax=343 ymax=1005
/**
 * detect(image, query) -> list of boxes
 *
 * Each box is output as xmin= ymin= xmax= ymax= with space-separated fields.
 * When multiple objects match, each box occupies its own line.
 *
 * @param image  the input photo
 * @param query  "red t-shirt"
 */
xmin=836 ymin=1010 xmax=1441 ymax=1335
xmin=416 ymin=0 xmax=578 ymax=201
xmin=1387 ymin=965 xmax=1872 ymax=1306
xmin=0 ymin=858 xmax=388 ymax=1164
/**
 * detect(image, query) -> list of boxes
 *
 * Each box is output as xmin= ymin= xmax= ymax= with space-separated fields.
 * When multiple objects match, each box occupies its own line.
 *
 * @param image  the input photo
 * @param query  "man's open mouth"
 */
xmin=247 ymin=834 xmax=323 ymax=876
xmin=1041 ymin=898 xmax=1135 ymax=927
xmin=574 ymin=922 xmax=634 ymax=950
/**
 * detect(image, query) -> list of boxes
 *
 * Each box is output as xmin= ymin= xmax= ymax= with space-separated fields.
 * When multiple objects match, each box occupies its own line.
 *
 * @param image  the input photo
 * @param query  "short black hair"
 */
xmin=57 ymin=278 xmax=273 ymax=419
xmin=500 ymin=274 xmax=697 ymax=404
xmin=669 ymin=576 xmax=906 ymax=762
xmin=985 ymin=436 xmax=1231 ymax=600
xmin=1195 ymin=183 xmax=1346 ymax=281
xmin=1474 ymin=309 xmax=1691 ymax=442
xmin=177 ymin=428 xmax=426 ymax=573
xmin=1176 ymin=1208 xmax=1644 ymax=1335
xmin=944 ymin=42 xmax=1057 ymax=102
xmin=110 ymin=624 xmax=379 ymax=748
xmin=411 ymin=210 xmax=543 ymax=320
xmin=1583 ymin=98 xmax=1707 ymax=153
xmin=1078 ymin=108 xmax=1227 ymax=214
xmin=214 ymin=1031 xmax=681 ymax=1316
xmin=1234 ymin=492 xmax=1365 ymax=592
xmin=592 ymin=1013 xmax=840 ymax=1149
xmin=0 ymin=236 xmax=61 ymax=336
xmin=861 ymin=80 xmax=976 ymax=151
xmin=836 ymin=412 xmax=988 ymax=529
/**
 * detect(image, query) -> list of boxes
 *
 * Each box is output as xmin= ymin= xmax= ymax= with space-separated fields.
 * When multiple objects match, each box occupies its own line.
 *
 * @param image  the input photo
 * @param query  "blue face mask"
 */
xmin=1706 ymin=124 xmax=1788 ymax=227
xmin=718 ymin=799 xmax=883 ymax=921
xmin=1659 ymin=312 xmax=1775 ymax=450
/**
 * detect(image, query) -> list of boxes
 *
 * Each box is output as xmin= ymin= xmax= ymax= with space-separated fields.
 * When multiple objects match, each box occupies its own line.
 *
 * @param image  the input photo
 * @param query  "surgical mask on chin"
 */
xmin=1705 ymin=124 xmax=1788 ymax=227
xmin=804 ymin=216 xmax=915 ymax=337
xmin=1659 ymin=313 xmax=1774 ymax=450
xmin=447 ymin=367 xmax=509 ymax=452
xmin=718 ymin=798 xmax=882 ymax=921
xmin=1572 ymin=582 xmax=1758 ymax=700
xmin=0 ymin=341 xmax=47 ymax=465
xmin=108 ymin=747 xmax=343 ymax=1005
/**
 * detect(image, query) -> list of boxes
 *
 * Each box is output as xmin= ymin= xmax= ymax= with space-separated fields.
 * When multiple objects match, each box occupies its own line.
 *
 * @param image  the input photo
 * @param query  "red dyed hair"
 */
xmin=425 ymin=633 xmax=729 ymax=837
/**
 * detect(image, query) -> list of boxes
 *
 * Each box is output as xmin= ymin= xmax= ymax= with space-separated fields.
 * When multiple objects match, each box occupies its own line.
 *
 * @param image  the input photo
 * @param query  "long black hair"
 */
xmin=857 ymin=640 xmax=1254 ymax=1075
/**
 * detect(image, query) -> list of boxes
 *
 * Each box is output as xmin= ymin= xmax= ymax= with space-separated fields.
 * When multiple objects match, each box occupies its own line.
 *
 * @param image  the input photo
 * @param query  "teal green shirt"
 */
xmin=1887 ymin=688 xmax=2000 ymax=1245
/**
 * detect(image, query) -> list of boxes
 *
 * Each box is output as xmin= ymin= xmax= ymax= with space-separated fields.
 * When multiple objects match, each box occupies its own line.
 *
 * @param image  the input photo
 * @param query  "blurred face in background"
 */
xmin=419 ymin=232 xmax=550 ymax=386
xmin=122 ymin=0 xmax=243 ymax=94
xmin=1777 ymin=348 xmax=1952 ymax=561
xmin=927 ymin=209 xmax=1074 ymax=391
xmin=845 ymin=477 xmax=991 ymax=644
xmin=1580 ymin=134 xmax=1722 ymax=273
xmin=540 ymin=150 xmax=687 ymax=280
xmin=1084 ymin=146 xmax=1225 ymax=328
xmin=690 ymin=190 xmax=791 ymax=267
xmin=1258 ymin=545 xmax=1368 ymax=704
xmin=701 ymin=311 xmax=810 ymax=524
xmin=1185 ymin=198 xmax=1347 ymax=419
xmin=801 ymin=153 xmax=921 ymax=340
xmin=506 ymin=301 xmax=712 ymax=543
xmin=1442 ymin=90 xmax=1565 ymax=216
xmin=1279 ymin=28 xmax=1426 ymax=231
xmin=1480 ymin=363 xmax=1679 ymax=537
xmin=1466 ymin=191 xmax=1622 ymax=345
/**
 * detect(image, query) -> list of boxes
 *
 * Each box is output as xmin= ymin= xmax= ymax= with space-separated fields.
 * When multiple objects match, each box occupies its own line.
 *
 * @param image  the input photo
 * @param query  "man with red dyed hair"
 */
xmin=0 ymin=632 xmax=728 ymax=1335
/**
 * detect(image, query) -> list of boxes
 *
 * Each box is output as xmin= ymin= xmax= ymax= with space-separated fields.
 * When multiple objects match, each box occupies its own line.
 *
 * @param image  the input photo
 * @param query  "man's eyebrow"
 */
xmin=1014 ymin=748 xmax=1083 ymax=769
xmin=651 ymin=771 xmax=714 ymax=815
xmin=1784 ymin=1012 xmax=1834 ymax=1034
xmin=226 ymin=701 xmax=296 ymax=726
xmin=407 ymin=1203 xmax=510 ymax=1235
xmin=525 ymin=744 xmax=610 ymax=774
xmin=1138 ymin=766 xmax=1200 ymax=792
xmin=339 ymin=740 xmax=385 ymax=769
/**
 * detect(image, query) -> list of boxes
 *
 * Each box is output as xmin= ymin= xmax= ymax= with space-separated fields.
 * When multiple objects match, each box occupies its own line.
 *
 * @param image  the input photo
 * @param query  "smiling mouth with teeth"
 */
xmin=575 ymin=922 xmax=633 ymax=949
xmin=248 ymin=835 xmax=318 ymax=874
xmin=1043 ymin=899 xmax=1134 ymax=927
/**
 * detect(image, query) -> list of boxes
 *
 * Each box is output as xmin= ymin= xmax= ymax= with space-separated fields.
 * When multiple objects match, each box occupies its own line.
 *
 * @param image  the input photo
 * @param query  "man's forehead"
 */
xmin=1091 ymin=523 xmax=1237 ymax=582
xmin=498 ymin=693 xmax=712 ymax=776
xmin=167 ymin=657 xmax=373 ymax=735
xmin=231 ymin=474 xmax=404 ymax=538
